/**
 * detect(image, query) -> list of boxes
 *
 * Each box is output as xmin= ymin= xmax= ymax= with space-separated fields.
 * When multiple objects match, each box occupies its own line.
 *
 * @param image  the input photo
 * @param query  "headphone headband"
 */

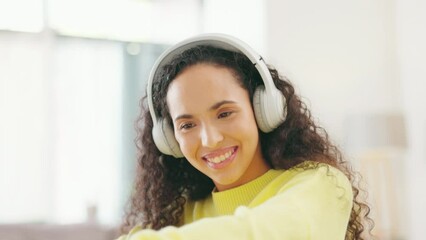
xmin=147 ymin=33 xmax=275 ymax=123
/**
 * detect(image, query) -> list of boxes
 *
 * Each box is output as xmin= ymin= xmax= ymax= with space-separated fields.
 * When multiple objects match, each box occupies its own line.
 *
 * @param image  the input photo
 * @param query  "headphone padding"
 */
xmin=253 ymin=86 xmax=287 ymax=133
xmin=152 ymin=119 xmax=184 ymax=158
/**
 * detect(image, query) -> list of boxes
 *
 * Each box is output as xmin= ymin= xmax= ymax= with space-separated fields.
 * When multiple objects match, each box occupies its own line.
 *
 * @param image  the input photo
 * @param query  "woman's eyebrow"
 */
xmin=174 ymin=114 xmax=193 ymax=122
xmin=209 ymin=100 xmax=236 ymax=111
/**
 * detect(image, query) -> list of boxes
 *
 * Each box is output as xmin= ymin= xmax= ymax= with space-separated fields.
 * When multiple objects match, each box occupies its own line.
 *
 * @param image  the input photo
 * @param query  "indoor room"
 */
xmin=1 ymin=0 xmax=425 ymax=239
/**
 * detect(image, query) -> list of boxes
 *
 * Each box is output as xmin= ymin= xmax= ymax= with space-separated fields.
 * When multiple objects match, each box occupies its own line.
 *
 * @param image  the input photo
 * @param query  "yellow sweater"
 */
xmin=119 ymin=163 xmax=353 ymax=240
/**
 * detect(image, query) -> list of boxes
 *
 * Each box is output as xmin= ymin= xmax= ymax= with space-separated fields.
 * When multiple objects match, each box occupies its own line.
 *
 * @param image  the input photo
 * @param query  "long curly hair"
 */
xmin=121 ymin=46 xmax=374 ymax=239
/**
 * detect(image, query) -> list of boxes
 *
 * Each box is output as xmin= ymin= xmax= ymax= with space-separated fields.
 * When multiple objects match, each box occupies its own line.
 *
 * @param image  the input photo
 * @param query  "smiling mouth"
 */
xmin=203 ymin=147 xmax=237 ymax=164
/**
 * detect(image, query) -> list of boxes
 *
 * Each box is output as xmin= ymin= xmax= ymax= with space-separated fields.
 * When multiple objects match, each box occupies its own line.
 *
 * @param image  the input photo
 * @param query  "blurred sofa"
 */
xmin=0 ymin=223 xmax=119 ymax=240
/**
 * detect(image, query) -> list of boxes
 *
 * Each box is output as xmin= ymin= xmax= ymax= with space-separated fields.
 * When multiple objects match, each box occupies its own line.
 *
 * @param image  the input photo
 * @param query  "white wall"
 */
xmin=202 ymin=0 xmax=266 ymax=55
xmin=396 ymin=0 xmax=426 ymax=239
xmin=265 ymin=0 xmax=401 ymax=141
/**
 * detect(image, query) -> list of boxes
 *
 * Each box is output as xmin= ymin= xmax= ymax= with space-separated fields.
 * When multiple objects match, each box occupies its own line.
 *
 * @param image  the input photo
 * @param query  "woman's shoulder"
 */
xmin=271 ymin=161 xmax=353 ymax=201
xmin=277 ymin=161 xmax=350 ymax=183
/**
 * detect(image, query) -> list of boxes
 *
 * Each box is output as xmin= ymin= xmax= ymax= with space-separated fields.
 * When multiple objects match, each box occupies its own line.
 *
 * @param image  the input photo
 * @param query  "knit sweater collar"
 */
xmin=211 ymin=169 xmax=283 ymax=215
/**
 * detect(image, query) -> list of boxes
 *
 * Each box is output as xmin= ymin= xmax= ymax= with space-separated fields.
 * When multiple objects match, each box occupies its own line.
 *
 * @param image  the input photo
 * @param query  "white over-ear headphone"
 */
xmin=147 ymin=33 xmax=287 ymax=158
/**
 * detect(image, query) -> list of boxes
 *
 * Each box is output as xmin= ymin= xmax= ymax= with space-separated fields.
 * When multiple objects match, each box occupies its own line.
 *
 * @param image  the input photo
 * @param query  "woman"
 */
xmin=119 ymin=34 xmax=373 ymax=239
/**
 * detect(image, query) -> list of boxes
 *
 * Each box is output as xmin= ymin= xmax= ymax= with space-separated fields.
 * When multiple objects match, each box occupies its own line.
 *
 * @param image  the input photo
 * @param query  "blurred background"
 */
xmin=0 ymin=0 xmax=425 ymax=239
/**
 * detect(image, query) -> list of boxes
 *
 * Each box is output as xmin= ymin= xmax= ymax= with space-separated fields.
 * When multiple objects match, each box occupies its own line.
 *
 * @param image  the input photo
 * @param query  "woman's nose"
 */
xmin=200 ymin=123 xmax=224 ymax=148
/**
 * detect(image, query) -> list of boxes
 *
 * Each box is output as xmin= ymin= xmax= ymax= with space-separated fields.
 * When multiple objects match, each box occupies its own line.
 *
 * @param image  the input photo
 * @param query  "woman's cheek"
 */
xmin=177 ymin=135 xmax=197 ymax=157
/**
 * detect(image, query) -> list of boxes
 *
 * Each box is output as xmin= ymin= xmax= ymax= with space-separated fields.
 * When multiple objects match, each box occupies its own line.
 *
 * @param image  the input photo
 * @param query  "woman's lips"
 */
xmin=202 ymin=147 xmax=238 ymax=169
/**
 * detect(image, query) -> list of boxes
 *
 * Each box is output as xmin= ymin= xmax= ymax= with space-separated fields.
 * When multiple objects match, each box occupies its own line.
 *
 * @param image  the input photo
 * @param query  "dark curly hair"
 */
xmin=121 ymin=46 xmax=374 ymax=239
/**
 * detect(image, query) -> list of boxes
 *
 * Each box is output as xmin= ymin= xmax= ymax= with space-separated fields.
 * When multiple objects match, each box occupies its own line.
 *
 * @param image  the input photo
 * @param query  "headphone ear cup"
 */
xmin=152 ymin=119 xmax=184 ymax=158
xmin=253 ymin=86 xmax=268 ymax=132
xmin=253 ymin=86 xmax=287 ymax=133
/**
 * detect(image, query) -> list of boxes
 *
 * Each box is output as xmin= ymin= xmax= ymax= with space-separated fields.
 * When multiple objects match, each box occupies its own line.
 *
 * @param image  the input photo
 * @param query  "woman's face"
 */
xmin=166 ymin=63 xmax=270 ymax=191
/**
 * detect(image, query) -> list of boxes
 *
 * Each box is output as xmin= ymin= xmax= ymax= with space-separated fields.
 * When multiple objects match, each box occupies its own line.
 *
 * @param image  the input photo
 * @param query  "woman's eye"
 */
xmin=218 ymin=111 xmax=233 ymax=119
xmin=180 ymin=122 xmax=195 ymax=130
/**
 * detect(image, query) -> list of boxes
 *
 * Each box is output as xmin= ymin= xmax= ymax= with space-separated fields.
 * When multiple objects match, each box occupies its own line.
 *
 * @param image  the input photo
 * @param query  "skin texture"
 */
xmin=167 ymin=63 xmax=270 ymax=191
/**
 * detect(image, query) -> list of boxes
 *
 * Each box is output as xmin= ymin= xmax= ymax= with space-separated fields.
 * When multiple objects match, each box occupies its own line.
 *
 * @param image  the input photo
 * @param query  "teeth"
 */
xmin=206 ymin=149 xmax=234 ymax=163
